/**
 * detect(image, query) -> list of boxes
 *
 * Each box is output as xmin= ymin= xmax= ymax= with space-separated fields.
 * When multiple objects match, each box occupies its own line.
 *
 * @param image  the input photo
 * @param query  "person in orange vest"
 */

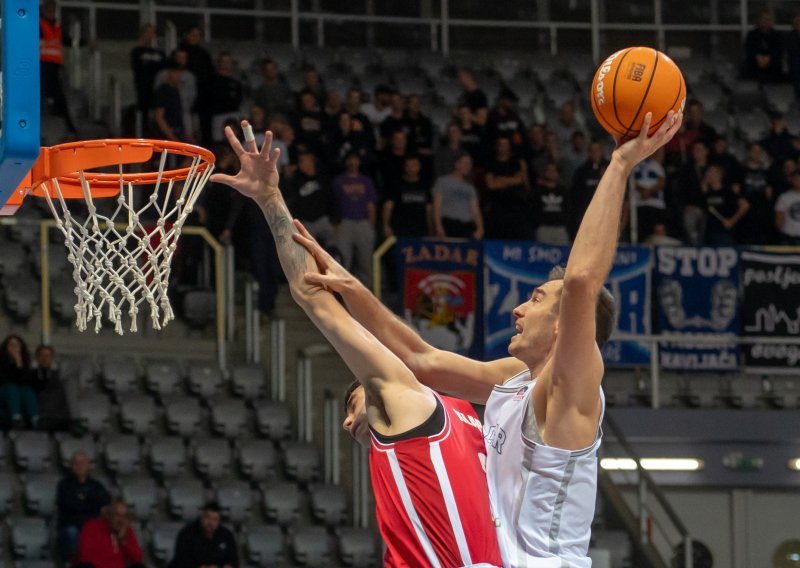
xmin=40 ymin=0 xmax=76 ymax=133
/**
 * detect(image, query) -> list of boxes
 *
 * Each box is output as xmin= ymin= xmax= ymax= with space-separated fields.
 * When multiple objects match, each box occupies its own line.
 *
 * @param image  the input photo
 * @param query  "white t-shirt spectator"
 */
xmin=775 ymin=190 xmax=800 ymax=237
xmin=633 ymin=158 xmax=666 ymax=209
xmin=432 ymin=174 xmax=477 ymax=222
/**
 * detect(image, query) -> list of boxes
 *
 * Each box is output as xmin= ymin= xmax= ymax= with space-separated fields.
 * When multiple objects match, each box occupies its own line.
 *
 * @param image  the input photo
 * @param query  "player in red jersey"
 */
xmin=213 ymin=121 xmax=502 ymax=568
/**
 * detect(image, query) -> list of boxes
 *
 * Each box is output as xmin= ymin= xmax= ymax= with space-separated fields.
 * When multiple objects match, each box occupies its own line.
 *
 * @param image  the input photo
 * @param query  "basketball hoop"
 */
xmin=18 ymin=139 xmax=216 ymax=334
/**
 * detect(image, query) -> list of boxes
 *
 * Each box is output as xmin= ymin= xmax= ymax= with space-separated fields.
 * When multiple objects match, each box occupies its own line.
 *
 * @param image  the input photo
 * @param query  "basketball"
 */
xmin=590 ymin=46 xmax=686 ymax=139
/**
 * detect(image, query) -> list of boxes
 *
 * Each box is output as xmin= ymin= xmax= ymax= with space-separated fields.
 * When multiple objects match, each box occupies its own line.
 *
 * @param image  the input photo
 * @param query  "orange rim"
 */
xmin=23 ymin=139 xmax=216 ymax=199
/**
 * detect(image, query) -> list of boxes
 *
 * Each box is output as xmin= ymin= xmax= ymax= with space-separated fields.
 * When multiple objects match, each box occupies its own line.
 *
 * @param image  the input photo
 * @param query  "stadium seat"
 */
xmin=736 ymin=111 xmax=770 ymax=143
xmin=688 ymin=375 xmax=725 ymax=407
xmin=766 ymin=377 xmax=799 ymax=409
xmin=193 ymin=438 xmax=233 ymax=479
xmin=0 ymin=471 xmax=17 ymax=515
xmin=11 ymin=431 xmax=52 ymax=471
xmin=119 ymin=394 xmax=158 ymax=435
xmin=3 ymin=274 xmax=39 ymax=322
xmin=214 ymin=479 xmax=253 ymax=523
xmin=337 ymin=527 xmax=379 ymax=567
xmin=14 ymin=561 xmax=55 ymax=568
xmin=309 ymin=483 xmax=348 ymax=526
xmin=164 ymin=397 xmax=203 ymax=437
xmin=104 ymin=435 xmax=143 ymax=475
xmin=23 ymin=473 xmax=60 ymax=516
xmin=145 ymin=359 xmax=184 ymax=398
xmin=149 ymin=437 xmax=188 ymax=477
xmin=680 ymin=58 xmax=710 ymax=87
xmin=301 ymin=46 xmax=336 ymax=71
xmin=167 ymin=477 xmax=206 ymax=520
xmin=731 ymin=80 xmax=763 ymax=110
xmin=50 ymin=275 xmax=78 ymax=325
xmin=238 ymin=439 xmax=277 ymax=479
xmin=59 ymin=355 xmax=97 ymax=390
xmin=784 ymin=107 xmax=800 ymax=133
xmin=261 ymin=482 xmax=301 ymax=526
xmin=417 ymin=51 xmax=449 ymax=77
xmin=602 ymin=372 xmax=636 ymax=407
xmin=504 ymin=77 xmax=539 ymax=109
xmin=0 ymin=242 xmax=29 ymax=276
xmin=210 ymin=397 xmax=248 ymax=438
xmin=290 ymin=525 xmax=334 ymax=566
xmin=150 ymin=522 xmax=184 ymax=564
xmin=255 ymin=401 xmax=292 ymax=440
xmin=74 ymin=391 xmax=112 ymax=434
xmin=703 ymin=108 xmax=731 ymax=136
xmin=378 ymin=48 xmax=410 ymax=70
xmin=722 ymin=376 xmax=766 ymax=408
xmin=57 ymin=436 xmax=97 ymax=468
xmin=182 ymin=290 xmax=217 ymax=328
xmin=187 ymin=363 xmax=224 ymax=400
xmin=283 ymin=442 xmax=322 ymax=483
xmin=10 ymin=517 xmax=49 ymax=558
xmin=245 ymin=524 xmax=285 ymax=566
xmin=544 ymin=79 xmax=577 ymax=108
xmin=691 ymin=82 xmax=725 ymax=111
xmin=432 ymin=78 xmax=461 ymax=106
xmin=763 ymin=83 xmax=795 ymax=113
xmin=119 ymin=475 xmax=159 ymax=518
xmin=230 ymin=364 xmax=267 ymax=401
xmin=101 ymin=355 xmax=141 ymax=395
xmin=393 ymin=72 xmax=429 ymax=96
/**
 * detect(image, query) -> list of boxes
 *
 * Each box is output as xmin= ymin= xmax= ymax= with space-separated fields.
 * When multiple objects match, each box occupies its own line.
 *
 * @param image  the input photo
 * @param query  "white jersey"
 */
xmin=483 ymin=370 xmax=604 ymax=568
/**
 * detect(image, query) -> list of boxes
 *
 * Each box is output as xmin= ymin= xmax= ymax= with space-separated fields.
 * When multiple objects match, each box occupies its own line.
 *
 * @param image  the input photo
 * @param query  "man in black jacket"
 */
xmin=170 ymin=502 xmax=238 ymax=568
xmin=57 ymin=450 xmax=111 ymax=563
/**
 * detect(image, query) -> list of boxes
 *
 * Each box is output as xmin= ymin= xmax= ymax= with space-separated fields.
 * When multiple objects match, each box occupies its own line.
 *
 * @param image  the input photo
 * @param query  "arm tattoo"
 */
xmin=262 ymin=195 xmax=308 ymax=283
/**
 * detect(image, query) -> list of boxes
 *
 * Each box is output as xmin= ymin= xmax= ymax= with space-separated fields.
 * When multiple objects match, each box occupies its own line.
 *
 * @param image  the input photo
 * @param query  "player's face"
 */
xmin=508 ymin=280 xmax=562 ymax=364
xmin=343 ymin=386 xmax=370 ymax=447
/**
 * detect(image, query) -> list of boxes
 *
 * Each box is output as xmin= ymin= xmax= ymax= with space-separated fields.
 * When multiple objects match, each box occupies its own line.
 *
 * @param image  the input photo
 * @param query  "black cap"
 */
xmin=498 ymin=86 xmax=519 ymax=103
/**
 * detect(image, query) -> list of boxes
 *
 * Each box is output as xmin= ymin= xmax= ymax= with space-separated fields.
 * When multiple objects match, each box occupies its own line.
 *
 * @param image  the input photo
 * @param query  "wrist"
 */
xmin=255 ymin=185 xmax=281 ymax=208
xmin=609 ymin=153 xmax=634 ymax=177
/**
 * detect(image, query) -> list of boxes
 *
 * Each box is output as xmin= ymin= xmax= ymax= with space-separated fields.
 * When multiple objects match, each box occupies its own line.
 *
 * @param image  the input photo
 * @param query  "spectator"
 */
xmin=383 ymin=155 xmax=432 ymax=238
xmin=710 ymin=136 xmax=743 ymax=186
xmin=252 ymin=58 xmax=294 ymax=118
xmin=329 ymin=111 xmax=374 ymax=170
xmin=378 ymin=130 xmax=409 ymax=192
xmin=761 ymin=111 xmax=798 ymax=164
xmin=130 ymin=23 xmax=165 ymax=119
xmin=775 ymin=169 xmax=800 ymax=244
xmin=665 ymin=99 xmax=717 ymax=168
xmin=674 ymin=140 xmax=712 ymax=245
xmin=32 ymin=344 xmax=70 ymax=431
xmin=532 ymin=162 xmax=569 ymax=244
xmin=525 ymin=123 xmax=548 ymax=175
xmin=153 ymin=59 xmax=187 ymax=142
xmin=379 ymin=92 xmax=410 ymax=146
xmin=205 ymin=52 xmax=244 ymax=143
xmin=769 ymin=157 xmax=797 ymax=195
xmin=344 ymin=89 xmax=376 ymax=151
xmin=432 ymin=152 xmax=484 ymax=239
xmin=360 ymin=85 xmax=393 ymax=138
xmin=0 ymin=334 xmax=40 ymax=429
xmin=456 ymin=103 xmax=484 ymax=164
xmin=247 ymin=104 xmax=268 ymax=147
xmin=541 ymin=131 xmax=570 ymax=183
xmin=567 ymin=140 xmax=607 ymax=239
xmin=73 ymin=499 xmax=143 ymax=568
xmin=787 ymin=14 xmax=800 ymax=97
xmin=484 ymin=87 xmax=527 ymax=156
xmin=58 ymin=450 xmax=111 ymax=563
xmin=702 ymin=164 xmax=750 ymax=245
xmin=270 ymin=118 xmax=296 ymax=174
xmin=293 ymin=88 xmax=325 ymax=154
xmin=744 ymin=8 xmax=783 ymax=83
xmin=550 ymin=101 xmax=586 ymax=151
xmin=332 ymin=153 xmax=378 ymax=285
xmin=170 ymin=502 xmax=238 ymax=568
xmin=563 ymin=130 xmax=588 ymax=184
xmin=632 ymin=147 xmax=668 ymax=242
xmin=179 ymin=24 xmax=214 ymax=83
xmin=284 ymin=152 xmax=338 ymax=245
xmin=323 ymin=89 xmax=344 ymax=132
xmin=302 ymin=66 xmax=326 ymax=104
xmin=406 ymin=94 xmax=434 ymax=160
xmin=155 ymin=48 xmax=198 ymax=141
xmin=643 ymin=221 xmax=682 ymax=246
xmin=39 ymin=0 xmax=76 ymax=133
xmin=199 ymin=145 xmax=241 ymax=245
xmin=456 ymin=67 xmax=488 ymax=126
xmin=435 ymin=122 xmax=463 ymax=178
xmin=484 ymin=137 xmax=530 ymax=240
xmin=739 ymin=142 xmax=776 ymax=244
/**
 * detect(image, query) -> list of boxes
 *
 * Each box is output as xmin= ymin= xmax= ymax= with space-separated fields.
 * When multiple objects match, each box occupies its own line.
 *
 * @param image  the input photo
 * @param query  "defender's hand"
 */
xmin=291 ymin=219 xmax=357 ymax=295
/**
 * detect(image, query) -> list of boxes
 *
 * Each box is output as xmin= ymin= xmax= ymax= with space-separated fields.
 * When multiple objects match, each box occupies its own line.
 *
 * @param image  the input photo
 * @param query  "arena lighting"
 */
xmin=788 ymin=458 xmax=800 ymax=471
xmin=600 ymin=458 xmax=704 ymax=471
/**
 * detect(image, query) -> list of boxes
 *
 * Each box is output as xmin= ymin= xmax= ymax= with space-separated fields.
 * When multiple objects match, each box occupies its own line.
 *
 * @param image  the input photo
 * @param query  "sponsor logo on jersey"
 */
xmin=484 ymin=424 xmax=507 ymax=455
xmin=513 ymin=386 xmax=529 ymax=401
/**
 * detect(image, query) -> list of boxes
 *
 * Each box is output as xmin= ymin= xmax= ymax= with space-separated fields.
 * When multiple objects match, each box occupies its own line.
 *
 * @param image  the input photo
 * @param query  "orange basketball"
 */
xmin=590 ymin=46 xmax=686 ymax=139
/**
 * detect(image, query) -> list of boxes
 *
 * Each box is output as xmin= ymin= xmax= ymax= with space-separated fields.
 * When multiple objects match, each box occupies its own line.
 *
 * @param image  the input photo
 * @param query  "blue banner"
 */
xmin=396 ymin=238 xmax=483 ymax=359
xmin=483 ymin=241 xmax=651 ymax=365
xmin=654 ymin=247 xmax=740 ymax=370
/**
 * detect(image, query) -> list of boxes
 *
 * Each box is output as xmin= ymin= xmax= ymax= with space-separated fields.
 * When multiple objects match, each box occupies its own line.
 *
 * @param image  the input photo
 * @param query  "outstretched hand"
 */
xmin=210 ymin=121 xmax=281 ymax=204
xmin=612 ymin=110 xmax=682 ymax=171
xmin=291 ymin=219 xmax=357 ymax=295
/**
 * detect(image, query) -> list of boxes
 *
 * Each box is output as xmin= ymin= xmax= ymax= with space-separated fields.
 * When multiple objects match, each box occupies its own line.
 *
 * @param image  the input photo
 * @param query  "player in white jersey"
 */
xmin=292 ymin=110 xmax=682 ymax=566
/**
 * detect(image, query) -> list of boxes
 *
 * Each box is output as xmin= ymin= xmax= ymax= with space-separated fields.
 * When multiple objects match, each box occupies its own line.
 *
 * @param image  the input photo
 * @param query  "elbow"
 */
xmin=563 ymin=270 xmax=601 ymax=296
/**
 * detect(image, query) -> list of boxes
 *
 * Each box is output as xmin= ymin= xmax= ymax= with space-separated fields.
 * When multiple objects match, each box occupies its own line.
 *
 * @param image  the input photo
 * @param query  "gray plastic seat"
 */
xmin=11 ymin=517 xmax=49 ymax=558
xmin=59 ymin=355 xmax=96 ymax=390
xmin=150 ymin=521 xmax=184 ymax=563
xmin=50 ymin=275 xmax=78 ymax=325
xmin=245 ymin=524 xmax=285 ymax=566
xmin=145 ymin=359 xmax=184 ymax=398
xmin=188 ymin=363 xmax=224 ymax=400
xmin=149 ymin=437 xmax=188 ymax=477
xmin=23 ymin=473 xmax=60 ymax=517
xmin=725 ymin=377 xmax=766 ymax=409
xmin=283 ymin=442 xmax=321 ymax=483
xmin=167 ymin=477 xmax=206 ymax=520
xmin=119 ymin=394 xmax=157 ymax=435
xmin=337 ymin=527 xmax=379 ymax=567
xmin=309 ymin=484 xmax=348 ymax=526
xmin=255 ymin=401 xmax=292 ymax=440
xmin=210 ymin=398 xmax=248 ymax=438
xmin=74 ymin=391 xmax=112 ymax=434
xmin=769 ymin=377 xmax=799 ymax=409
xmin=0 ymin=242 xmax=29 ymax=276
xmin=193 ymin=438 xmax=232 ymax=479
xmin=215 ymin=479 xmax=253 ymax=523
xmin=12 ymin=432 xmax=52 ymax=471
xmin=238 ymin=439 xmax=277 ymax=479
xmin=182 ymin=290 xmax=216 ymax=328
xmin=3 ymin=274 xmax=39 ymax=321
xmin=119 ymin=475 xmax=159 ymax=518
xmin=261 ymin=482 xmax=300 ymax=526
xmin=290 ymin=525 xmax=334 ymax=566
xmin=57 ymin=436 xmax=97 ymax=468
xmin=0 ymin=471 xmax=17 ymax=515
xmin=231 ymin=364 xmax=267 ymax=401
xmin=104 ymin=435 xmax=143 ymax=475
xmin=101 ymin=355 xmax=140 ymax=395
xmin=736 ymin=111 xmax=770 ymax=143
xmin=164 ymin=397 xmax=203 ymax=437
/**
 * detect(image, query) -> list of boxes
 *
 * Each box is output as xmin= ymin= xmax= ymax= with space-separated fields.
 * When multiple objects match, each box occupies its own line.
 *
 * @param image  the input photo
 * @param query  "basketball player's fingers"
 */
xmin=270 ymin=147 xmax=281 ymax=164
xmin=241 ymin=120 xmax=258 ymax=153
xmin=209 ymin=172 xmax=237 ymax=187
xmin=293 ymin=219 xmax=319 ymax=245
xmin=260 ymin=130 xmax=274 ymax=157
xmin=223 ymin=126 xmax=246 ymax=157
xmin=304 ymin=271 xmax=336 ymax=288
xmin=638 ymin=112 xmax=653 ymax=141
xmin=292 ymin=232 xmax=329 ymax=269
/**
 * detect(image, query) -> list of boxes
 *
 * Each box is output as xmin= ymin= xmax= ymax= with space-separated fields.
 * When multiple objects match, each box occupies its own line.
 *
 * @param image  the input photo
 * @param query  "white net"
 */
xmin=39 ymin=148 xmax=214 ymax=334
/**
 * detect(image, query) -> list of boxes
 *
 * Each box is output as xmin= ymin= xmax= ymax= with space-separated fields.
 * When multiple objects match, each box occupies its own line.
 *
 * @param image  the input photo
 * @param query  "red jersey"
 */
xmin=370 ymin=393 xmax=502 ymax=568
xmin=73 ymin=518 xmax=143 ymax=568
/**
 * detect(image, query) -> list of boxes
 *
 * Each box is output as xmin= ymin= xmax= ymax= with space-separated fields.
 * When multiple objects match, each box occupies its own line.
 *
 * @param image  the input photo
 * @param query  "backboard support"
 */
xmin=0 ymin=0 xmax=41 ymax=215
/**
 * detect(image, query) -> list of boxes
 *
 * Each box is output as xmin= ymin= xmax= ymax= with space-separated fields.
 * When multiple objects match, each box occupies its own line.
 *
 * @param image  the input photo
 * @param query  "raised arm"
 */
xmin=292 ymin=220 xmax=526 ymax=403
xmin=211 ymin=122 xmax=433 ymax=433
